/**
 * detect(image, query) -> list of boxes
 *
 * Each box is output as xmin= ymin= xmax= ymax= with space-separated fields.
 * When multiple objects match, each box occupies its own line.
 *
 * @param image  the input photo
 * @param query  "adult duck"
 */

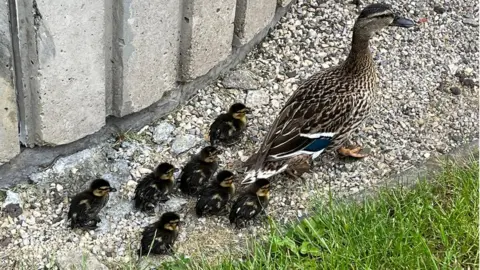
xmin=242 ymin=3 xmax=415 ymax=184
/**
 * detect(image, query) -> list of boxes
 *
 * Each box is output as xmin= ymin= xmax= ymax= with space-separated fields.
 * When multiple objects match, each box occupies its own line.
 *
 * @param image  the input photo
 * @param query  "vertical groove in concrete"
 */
xmin=7 ymin=0 xmax=22 ymax=127
xmin=178 ymin=0 xmax=236 ymax=81
xmin=233 ymin=0 xmax=247 ymax=42
xmin=10 ymin=0 xmax=39 ymax=147
xmin=233 ymin=0 xmax=277 ymax=46
xmin=178 ymin=0 xmax=194 ymax=82
xmin=111 ymin=0 xmax=124 ymax=117
xmin=0 ymin=0 xmax=20 ymax=163
xmin=104 ymin=0 xmax=114 ymax=116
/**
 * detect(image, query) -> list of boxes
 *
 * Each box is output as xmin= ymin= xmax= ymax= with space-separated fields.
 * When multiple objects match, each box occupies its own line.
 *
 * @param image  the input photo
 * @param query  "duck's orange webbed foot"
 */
xmin=338 ymin=146 xmax=368 ymax=158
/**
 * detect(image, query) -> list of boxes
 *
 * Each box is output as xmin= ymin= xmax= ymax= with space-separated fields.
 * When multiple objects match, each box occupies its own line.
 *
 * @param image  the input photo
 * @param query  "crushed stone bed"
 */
xmin=0 ymin=0 xmax=478 ymax=268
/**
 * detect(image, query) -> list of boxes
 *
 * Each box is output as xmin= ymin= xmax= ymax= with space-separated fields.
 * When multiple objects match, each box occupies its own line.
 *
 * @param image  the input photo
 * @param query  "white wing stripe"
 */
xmin=299 ymin=132 xmax=336 ymax=139
xmin=269 ymin=149 xmax=324 ymax=160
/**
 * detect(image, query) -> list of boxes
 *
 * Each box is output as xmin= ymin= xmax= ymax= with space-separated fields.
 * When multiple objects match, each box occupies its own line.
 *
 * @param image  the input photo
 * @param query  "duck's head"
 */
xmin=229 ymin=103 xmax=251 ymax=120
xmin=158 ymin=212 xmax=181 ymax=231
xmin=216 ymin=170 xmax=235 ymax=188
xmin=252 ymin=178 xmax=270 ymax=199
xmin=354 ymin=3 xmax=415 ymax=39
xmin=155 ymin=162 xmax=179 ymax=181
xmin=90 ymin=179 xmax=117 ymax=197
xmin=199 ymin=146 xmax=221 ymax=163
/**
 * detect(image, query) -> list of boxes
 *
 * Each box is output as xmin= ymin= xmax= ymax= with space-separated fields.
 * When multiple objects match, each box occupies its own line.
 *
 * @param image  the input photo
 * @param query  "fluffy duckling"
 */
xmin=179 ymin=146 xmax=220 ymax=196
xmin=208 ymin=103 xmax=251 ymax=146
xmin=229 ymin=178 xmax=270 ymax=227
xmin=138 ymin=212 xmax=181 ymax=256
xmin=195 ymin=170 xmax=236 ymax=217
xmin=133 ymin=162 xmax=179 ymax=214
xmin=67 ymin=179 xmax=117 ymax=230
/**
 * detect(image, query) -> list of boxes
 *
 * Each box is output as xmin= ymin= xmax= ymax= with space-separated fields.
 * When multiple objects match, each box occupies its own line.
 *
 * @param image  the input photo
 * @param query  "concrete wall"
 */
xmin=111 ymin=0 xmax=182 ymax=116
xmin=0 ymin=0 xmax=295 ymax=181
xmin=0 ymin=0 xmax=20 ymax=163
xmin=234 ymin=0 xmax=277 ymax=46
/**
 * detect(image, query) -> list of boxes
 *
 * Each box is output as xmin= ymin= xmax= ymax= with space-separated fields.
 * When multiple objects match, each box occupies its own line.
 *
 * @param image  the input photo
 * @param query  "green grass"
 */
xmin=159 ymin=159 xmax=479 ymax=270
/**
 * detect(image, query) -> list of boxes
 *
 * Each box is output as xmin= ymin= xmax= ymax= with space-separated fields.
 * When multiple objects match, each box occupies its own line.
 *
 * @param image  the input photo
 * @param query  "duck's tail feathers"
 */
xmin=241 ymin=164 xmax=289 ymax=185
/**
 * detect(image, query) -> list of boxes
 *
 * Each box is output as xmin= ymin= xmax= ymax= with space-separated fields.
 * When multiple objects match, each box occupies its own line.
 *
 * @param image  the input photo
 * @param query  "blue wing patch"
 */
xmin=304 ymin=138 xmax=331 ymax=152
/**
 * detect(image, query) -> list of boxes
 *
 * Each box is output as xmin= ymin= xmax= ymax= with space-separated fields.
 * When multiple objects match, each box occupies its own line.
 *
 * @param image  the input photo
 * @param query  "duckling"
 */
xmin=229 ymin=178 xmax=270 ymax=227
xmin=208 ymin=103 xmax=251 ymax=146
xmin=67 ymin=179 xmax=117 ymax=230
xmin=133 ymin=162 xmax=179 ymax=214
xmin=195 ymin=170 xmax=236 ymax=217
xmin=242 ymin=4 xmax=415 ymax=185
xmin=179 ymin=146 xmax=220 ymax=196
xmin=138 ymin=212 xmax=181 ymax=256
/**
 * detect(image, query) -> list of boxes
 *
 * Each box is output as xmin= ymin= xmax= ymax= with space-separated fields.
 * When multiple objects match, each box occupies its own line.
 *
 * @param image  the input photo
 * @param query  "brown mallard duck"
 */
xmin=242 ymin=4 xmax=415 ymax=184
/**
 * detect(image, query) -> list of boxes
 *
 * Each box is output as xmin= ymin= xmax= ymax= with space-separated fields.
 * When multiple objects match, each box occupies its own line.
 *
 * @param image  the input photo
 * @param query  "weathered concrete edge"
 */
xmin=0 ymin=1 xmax=296 ymax=188
xmin=349 ymin=139 xmax=479 ymax=203
xmin=283 ymin=140 xmax=479 ymax=228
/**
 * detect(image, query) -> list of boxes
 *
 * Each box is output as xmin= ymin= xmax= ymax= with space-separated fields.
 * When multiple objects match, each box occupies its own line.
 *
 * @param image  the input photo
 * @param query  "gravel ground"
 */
xmin=1 ymin=0 xmax=478 ymax=268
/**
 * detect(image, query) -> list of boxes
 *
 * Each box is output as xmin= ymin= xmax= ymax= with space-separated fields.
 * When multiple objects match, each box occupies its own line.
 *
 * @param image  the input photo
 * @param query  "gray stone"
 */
xmin=56 ymin=250 xmax=108 ymax=270
xmin=222 ymin=70 xmax=260 ymax=90
xmin=234 ymin=0 xmax=277 ymax=46
xmin=29 ymin=145 xmax=131 ymax=193
xmin=97 ymin=200 xmax=132 ymax=234
xmin=179 ymin=0 xmax=236 ymax=81
xmin=171 ymin=134 xmax=198 ymax=155
xmin=450 ymin=86 xmax=461 ymax=95
xmin=153 ymin=122 xmax=175 ymax=144
xmin=433 ymin=5 xmax=446 ymax=14
xmin=246 ymin=90 xmax=270 ymax=106
xmin=278 ymin=0 xmax=294 ymax=7
xmin=2 ymin=190 xmax=21 ymax=207
xmin=3 ymin=204 xmax=22 ymax=218
xmin=2 ymin=191 xmax=22 ymax=218
xmin=111 ymin=0 xmax=182 ymax=116
xmin=461 ymin=78 xmax=476 ymax=88
xmin=463 ymin=18 xmax=479 ymax=27
xmin=0 ymin=0 xmax=20 ymax=164
xmin=162 ymin=196 xmax=188 ymax=212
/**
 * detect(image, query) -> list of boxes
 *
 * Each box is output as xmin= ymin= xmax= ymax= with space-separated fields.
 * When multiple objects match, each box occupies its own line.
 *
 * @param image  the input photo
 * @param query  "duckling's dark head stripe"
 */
xmin=358 ymin=3 xmax=393 ymax=19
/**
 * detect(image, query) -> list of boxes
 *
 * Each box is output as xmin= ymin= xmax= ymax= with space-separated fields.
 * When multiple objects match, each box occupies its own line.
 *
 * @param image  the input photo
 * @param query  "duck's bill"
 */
xmin=390 ymin=17 xmax=416 ymax=28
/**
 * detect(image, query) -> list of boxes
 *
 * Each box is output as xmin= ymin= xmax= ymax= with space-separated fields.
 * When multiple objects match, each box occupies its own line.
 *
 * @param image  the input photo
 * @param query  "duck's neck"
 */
xmin=343 ymin=33 xmax=374 ymax=74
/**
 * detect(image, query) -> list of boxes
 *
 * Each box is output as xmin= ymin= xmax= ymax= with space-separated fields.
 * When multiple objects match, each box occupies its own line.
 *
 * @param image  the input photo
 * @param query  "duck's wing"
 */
xmin=208 ymin=114 xmax=232 ymax=145
xmin=252 ymin=83 xmax=361 ymax=172
xmin=67 ymin=192 xmax=92 ymax=226
xmin=196 ymin=188 xmax=224 ymax=216
xmin=229 ymin=194 xmax=261 ymax=224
